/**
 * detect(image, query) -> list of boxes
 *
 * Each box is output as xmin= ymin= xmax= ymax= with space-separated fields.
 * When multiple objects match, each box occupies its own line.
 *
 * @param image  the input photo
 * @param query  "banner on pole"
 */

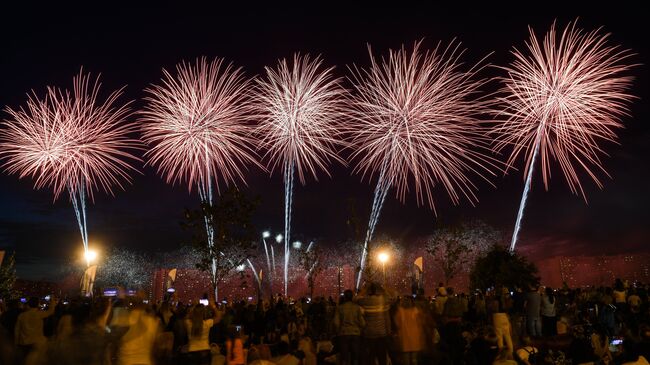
xmin=81 ymin=265 xmax=98 ymax=296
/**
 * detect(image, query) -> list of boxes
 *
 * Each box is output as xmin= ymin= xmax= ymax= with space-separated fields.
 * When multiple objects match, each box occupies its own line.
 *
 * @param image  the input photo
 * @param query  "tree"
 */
xmin=0 ymin=252 xmax=17 ymax=300
xmin=298 ymin=244 xmax=323 ymax=299
xmin=470 ymin=245 xmax=540 ymax=291
xmin=182 ymin=186 xmax=258 ymax=301
xmin=426 ymin=221 xmax=500 ymax=285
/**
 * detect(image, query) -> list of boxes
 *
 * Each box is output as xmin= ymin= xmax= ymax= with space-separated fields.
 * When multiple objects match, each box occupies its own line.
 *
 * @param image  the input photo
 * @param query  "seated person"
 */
xmin=515 ymin=336 xmax=538 ymax=365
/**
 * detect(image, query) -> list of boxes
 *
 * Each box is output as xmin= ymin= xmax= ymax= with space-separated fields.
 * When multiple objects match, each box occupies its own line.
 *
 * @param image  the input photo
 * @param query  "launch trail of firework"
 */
xmin=356 ymin=164 xmax=392 ymax=290
xmin=247 ymin=258 xmax=262 ymax=292
xmin=508 ymin=116 xmax=547 ymax=252
xmin=198 ymin=174 xmax=217 ymax=283
xmin=283 ymin=162 xmax=294 ymax=296
xmin=69 ymin=182 xmax=90 ymax=264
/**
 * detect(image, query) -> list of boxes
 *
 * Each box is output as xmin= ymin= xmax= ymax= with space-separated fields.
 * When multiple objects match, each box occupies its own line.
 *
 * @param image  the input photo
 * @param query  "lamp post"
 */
xmin=377 ymin=252 xmax=389 ymax=284
xmin=262 ymin=231 xmax=272 ymax=290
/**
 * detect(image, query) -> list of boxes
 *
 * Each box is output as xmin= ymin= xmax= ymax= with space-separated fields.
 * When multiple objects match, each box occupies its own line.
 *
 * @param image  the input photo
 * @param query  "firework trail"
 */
xmin=0 ymin=71 xmax=140 ymax=264
xmin=348 ymin=40 xmax=497 ymax=289
xmin=255 ymin=54 xmax=347 ymax=296
xmin=247 ymin=258 xmax=262 ymax=292
xmin=141 ymin=57 xmax=260 ymax=299
xmin=271 ymin=243 xmax=277 ymax=278
xmin=494 ymin=21 xmax=636 ymax=252
xmin=261 ymin=232 xmax=273 ymax=286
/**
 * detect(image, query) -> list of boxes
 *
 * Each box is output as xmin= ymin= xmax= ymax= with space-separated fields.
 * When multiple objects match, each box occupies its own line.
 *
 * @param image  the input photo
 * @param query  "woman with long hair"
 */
xmin=185 ymin=301 xmax=219 ymax=365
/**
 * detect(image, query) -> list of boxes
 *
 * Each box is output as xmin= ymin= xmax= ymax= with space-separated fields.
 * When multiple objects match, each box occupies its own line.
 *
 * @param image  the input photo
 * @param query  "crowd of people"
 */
xmin=1 ymin=278 xmax=649 ymax=365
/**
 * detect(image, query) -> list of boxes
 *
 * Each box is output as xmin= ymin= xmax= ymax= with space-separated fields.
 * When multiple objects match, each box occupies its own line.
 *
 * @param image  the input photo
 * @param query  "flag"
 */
xmin=413 ymin=257 xmax=424 ymax=292
xmin=414 ymin=257 xmax=423 ymax=272
xmin=0 ymin=250 xmax=5 ymax=266
xmin=166 ymin=268 xmax=177 ymax=290
xmin=81 ymin=265 xmax=98 ymax=296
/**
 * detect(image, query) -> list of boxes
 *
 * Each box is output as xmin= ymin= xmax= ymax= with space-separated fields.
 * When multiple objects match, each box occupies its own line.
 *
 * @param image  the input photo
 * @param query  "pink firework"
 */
xmin=141 ymin=57 xmax=260 ymax=193
xmin=254 ymin=54 xmax=347 ymax=295
xmin=348 ymin=40 xmax=496 ymax=212
xmin=348 ymin=40 xmax=496 ymax=288
xmin=494 ymin=21 xmax=637 ymax=251
xmin=254 ymin=54 xmax=347 ymax=184
xmin=0 ymin=71 xmax=140 ymax=200
xmin=495 ymin=21 xmax=636 ymax=197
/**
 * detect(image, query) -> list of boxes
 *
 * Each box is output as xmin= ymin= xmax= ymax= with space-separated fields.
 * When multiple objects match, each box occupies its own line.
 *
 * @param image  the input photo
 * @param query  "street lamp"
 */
xmin=84 ymin=249 xmax=98 ymax=266
xmin=377 ymin=251 xmax=389 ymax=284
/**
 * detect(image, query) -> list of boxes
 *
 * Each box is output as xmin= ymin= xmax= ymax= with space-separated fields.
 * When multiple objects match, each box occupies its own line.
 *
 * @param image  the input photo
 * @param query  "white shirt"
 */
xmin=15 ymin=307 xmax=53 ymax=345
xmin=186 ymin=319 xmax=214 ymax=352
xmin=541 ymin=296 xmax=556 ymax=317
xmin=118 ymin=310 xmax=160 ymax=365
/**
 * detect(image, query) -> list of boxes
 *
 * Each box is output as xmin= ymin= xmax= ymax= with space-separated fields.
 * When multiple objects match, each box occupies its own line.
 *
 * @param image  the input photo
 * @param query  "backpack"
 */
xmin=516 ymin=347 xmax=539 ymax=365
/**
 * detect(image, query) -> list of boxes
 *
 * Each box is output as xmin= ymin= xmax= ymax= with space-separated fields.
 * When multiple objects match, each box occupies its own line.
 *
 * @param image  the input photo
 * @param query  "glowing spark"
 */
xmin=493 ymin=21 xmax=637 ymax=251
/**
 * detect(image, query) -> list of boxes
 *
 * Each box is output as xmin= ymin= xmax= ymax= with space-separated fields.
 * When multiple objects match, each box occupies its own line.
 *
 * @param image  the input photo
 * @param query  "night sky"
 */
xmin=1 ymin=4 xmax=648 ymax=280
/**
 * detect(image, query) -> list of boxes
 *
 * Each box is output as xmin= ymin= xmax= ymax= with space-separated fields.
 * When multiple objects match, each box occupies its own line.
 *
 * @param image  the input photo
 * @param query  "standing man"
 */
xmin=334 ymin=289 xmax=365 ymax=365
xmin=359 ymin=283 xmax=390 ymax=365
xmin=524 ymin=286 xmax=542 ymax=337
xmin=15 ymin=296 xmax=56 ymax=362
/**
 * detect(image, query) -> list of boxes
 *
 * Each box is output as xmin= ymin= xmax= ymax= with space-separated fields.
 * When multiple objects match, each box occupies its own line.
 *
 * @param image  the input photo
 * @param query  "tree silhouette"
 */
xmin=182 ymin=186 xmax=258 ymax=300
xmin=470 ymin=245 xmax=539 ymax=291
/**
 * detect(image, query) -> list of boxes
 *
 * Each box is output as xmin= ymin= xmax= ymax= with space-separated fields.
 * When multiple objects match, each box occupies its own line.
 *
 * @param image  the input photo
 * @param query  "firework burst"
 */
xmin=348 ymin=40 xmax=496 ymax=288
xmin=254 ymin=54 xmax=347 ymax=295
xmin=0 ymin=72 xmax=139 ymax=199
xmin=0 ymin=71 xmax=140 ymax=262
xmin=494 ymin=21 xmax=637 ymax=251
xmin=141 ymin=57 xmax=260 ymax=192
